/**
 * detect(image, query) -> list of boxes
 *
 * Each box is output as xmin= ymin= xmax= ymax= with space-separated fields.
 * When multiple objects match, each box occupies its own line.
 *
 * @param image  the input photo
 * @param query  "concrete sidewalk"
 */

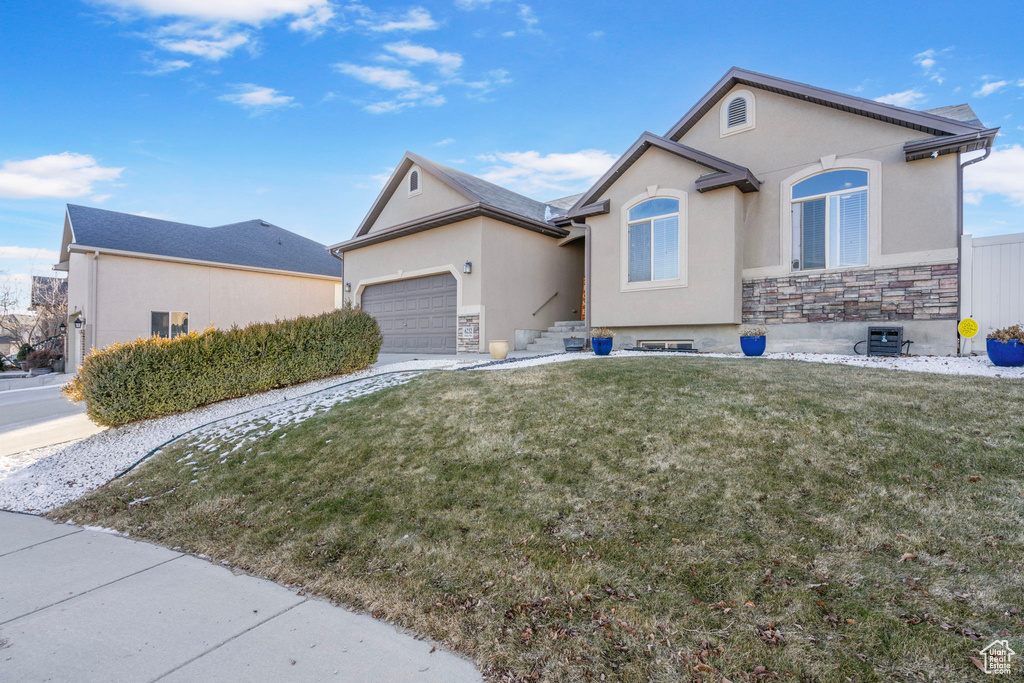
xmin=0 ymin=512 xmax=481 ymax=682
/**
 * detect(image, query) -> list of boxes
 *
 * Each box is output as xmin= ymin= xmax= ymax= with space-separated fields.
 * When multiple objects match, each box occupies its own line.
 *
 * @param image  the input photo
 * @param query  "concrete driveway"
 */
xmin=0 ymin=512 xmax=481 ymax=682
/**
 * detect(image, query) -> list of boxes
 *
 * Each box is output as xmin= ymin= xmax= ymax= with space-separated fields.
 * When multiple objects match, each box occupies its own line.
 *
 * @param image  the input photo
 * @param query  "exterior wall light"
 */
xmin=464 ymin=261 xmax=472 ymax=274
xmin=345 ymin=282 xmax=352 ymax=292
xmin=58 ymin=321 xmax=67 ymax=333
xmin=74 ymin=317 xmax=85 ymax=330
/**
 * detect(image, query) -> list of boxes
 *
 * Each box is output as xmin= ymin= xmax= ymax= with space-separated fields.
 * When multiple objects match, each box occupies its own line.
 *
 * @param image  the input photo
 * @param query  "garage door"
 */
xmin=361 ymin=273 xmax=457 ymax=354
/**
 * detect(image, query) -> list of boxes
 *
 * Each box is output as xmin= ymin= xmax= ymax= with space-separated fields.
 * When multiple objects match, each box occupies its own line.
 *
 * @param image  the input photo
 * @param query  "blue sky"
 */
xmin=2 ymin=0 xmax=1023 ymax=307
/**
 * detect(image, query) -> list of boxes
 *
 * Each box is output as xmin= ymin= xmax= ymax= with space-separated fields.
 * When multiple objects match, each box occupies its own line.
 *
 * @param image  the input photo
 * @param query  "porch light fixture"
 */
xmin=345 ymin=283 xmax=352 ymax=292
xmin=74 ymin=317 xmax=85 ymax=330
xmin=58 ymin=322 xmax=67 ymax=333
xmin=463 ymin=261 xmax=472 ymax=274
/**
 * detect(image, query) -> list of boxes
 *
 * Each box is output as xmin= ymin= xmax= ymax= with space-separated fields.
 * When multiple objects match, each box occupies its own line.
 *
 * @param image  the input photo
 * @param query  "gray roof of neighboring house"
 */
xmin=923 ymin=104 xmax=984 ymax=128
xmin=545 ymin=193 xmax=584 ymax=211
xmin=65 ymin=205 xmax=340 ymax=278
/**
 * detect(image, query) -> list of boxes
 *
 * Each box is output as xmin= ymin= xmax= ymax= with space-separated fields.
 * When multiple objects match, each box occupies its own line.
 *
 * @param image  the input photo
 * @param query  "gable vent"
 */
xmin=409 ymin=170 xmax=419 ymax=193
xmin=727 ymin=97 xmax=747 ymax=128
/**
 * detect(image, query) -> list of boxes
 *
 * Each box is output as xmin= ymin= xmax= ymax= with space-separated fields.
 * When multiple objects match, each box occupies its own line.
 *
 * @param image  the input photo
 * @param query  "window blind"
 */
xmin=629 ymin=221 xmax=652 ymax=282
xmin=652 ymin=215 xmax=679 ymax=280
xmin=801 ymin=198 xmax=826 ymax=270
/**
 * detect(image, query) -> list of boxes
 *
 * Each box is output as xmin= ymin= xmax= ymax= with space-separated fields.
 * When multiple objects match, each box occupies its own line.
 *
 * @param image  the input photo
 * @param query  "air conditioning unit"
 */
xmin=867 ymin=326 xmax=903 ymax=356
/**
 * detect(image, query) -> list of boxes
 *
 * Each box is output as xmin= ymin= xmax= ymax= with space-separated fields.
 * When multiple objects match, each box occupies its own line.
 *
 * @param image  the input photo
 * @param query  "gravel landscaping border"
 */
xmin=3 ymin=350 xmax=1019 ymax=514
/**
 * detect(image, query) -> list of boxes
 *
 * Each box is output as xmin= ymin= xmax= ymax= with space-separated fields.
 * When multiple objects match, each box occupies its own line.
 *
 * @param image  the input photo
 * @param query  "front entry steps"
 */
xmin=523 ymin=320 xmax=587 ymax=352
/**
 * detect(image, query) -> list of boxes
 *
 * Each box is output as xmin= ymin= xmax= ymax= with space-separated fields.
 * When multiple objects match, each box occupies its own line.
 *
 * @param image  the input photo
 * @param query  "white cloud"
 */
xmin=364 ymin=100 xmax=415 ymax=114
xmin=875 ymin=89 xmax=926 ymax=108
xmin=219 ymin=84 xmax=296 ymax=112
xmin=151 ymin=23 xmax=251 ymax=60
xmin=517 ymin=4 xmax=540 ymax=33
xmin=0 ymin=153 xmax=123 ymax=199
xmin=142 ymin=57 xmax=192 ymax=74
xmin=433 ymin=138 xmax=455 ymax=146
xmin=382 ymin=42 xmax=462 ymax=76
xmin=477 ymin=149 xmax=617 ymax=194
xmin=335 ymin=63 xmax=421 ymax=90
xmin=964 ymin=145 xmax=1024 ymax=206
xmin=454 ymin=0 xmax=497 ymax=7
xmin=91 ymin=194 xmax=113 ymax=203
xmin=96 ymin=0 xmax=334 ymax=25
xmin=289 ymin=3 xmax=334 ymax=33
xmin=463 ymin=68 xmax=512 ymax=97
xmin=914 ymin=47 xmax=952 ymax=84
xmin=0 ymin=246 xmax=60 ymax=262
xmin=359 ymin=7 xmax=438 ymax=32
xmin=589 ymin=30 xmax=604 ymax=39
xmin=974 ymin=80 xmax=1010 ymax=97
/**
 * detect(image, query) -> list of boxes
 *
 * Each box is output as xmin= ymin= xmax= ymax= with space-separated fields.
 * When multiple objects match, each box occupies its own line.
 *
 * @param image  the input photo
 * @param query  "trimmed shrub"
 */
xmin=64 ymin=307 xmax=382 ymax=427
xmin=26 ymin=349 xmax=61 ymax=369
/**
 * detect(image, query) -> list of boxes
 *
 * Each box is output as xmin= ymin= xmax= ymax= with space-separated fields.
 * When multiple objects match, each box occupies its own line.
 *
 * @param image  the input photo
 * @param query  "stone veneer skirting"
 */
xmin=742 ymin=262 xmax=958 ymax=324
xmin=458 ymin=314 xmax=480 ymax=353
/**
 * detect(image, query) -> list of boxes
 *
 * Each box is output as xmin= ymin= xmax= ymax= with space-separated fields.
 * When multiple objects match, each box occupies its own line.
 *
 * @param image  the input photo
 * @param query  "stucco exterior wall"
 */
xmin=368 ymin=166 xmax=470 ymax=234
xmin=65 ymin=253 xmax=340 ymax=371
xmin=345 ymin=216 xmax=583 ymax=353
xmin=480 ymin=218 xmax=584 ymax=347
xmin=678 ymin=85 xmax=960 ymax=272
xmin=586 ymin=147 xmax=744 ymax=329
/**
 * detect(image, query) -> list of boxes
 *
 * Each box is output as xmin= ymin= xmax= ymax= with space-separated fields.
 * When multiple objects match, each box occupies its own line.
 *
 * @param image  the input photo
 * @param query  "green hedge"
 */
xmin=64 ymin=307 xmax=382 ymax=427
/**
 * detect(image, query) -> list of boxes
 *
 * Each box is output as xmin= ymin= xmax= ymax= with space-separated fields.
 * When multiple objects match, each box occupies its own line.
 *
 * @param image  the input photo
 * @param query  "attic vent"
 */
xmin=727 ymin=97 xmax=747 ymax=128
xmin=409 ymin=170 xmax=419 ymax=194
xmin=260 ymin=220 xmax=270 ymax=226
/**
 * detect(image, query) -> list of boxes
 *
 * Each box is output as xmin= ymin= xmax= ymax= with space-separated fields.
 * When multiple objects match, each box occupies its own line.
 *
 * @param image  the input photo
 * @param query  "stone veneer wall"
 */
xmin=742 ymin=262 xmax=958 ymax=324
xmin=457 ymin=313 xmax=480 ymax=353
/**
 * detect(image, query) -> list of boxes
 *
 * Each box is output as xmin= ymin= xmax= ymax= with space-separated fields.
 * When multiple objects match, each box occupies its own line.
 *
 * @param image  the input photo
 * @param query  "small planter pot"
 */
xmin=592 ymin=337 xmax=613 ymax=356
xmin=488 ymin=340 xmax=509 ymax=360
xmin=563 ymin=338 xmax=585 ymax=353
xmin=740 ymin=335 xmax=767 ymax=357
xmin=19 ymin=362 xmax=29 ymax=372
xmin=987 ymin=338 xmax=1024 ymax=367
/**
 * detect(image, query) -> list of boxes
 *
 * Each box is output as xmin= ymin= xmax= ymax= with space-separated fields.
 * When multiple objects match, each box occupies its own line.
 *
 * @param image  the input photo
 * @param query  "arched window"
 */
xmin=791 ymin=169 xmax=868 ymax=270
xmin=726 ymin=97 xmax=747 ymax=128
xmin=627 ymin=197 xmax=680 ymax=282
xmin=720 ymin=90 xmax=755 ymax=136
xmin=408 ymin=169 xmax=420 ymax=195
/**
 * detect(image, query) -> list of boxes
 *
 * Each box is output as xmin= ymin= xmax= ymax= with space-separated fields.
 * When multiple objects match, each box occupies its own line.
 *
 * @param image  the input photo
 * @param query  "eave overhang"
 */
xmin=562 ymin=132 xmax=760 ymax=221
xmin=903 ymin=127 xmax=1000 ymax=161
xmin=330 ymin=202 xmax=568 ymax=253
xmin=666 ymin=67 xmax=986 ymax=142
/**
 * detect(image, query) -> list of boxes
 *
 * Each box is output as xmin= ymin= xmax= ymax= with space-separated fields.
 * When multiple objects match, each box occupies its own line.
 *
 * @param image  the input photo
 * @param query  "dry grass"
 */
xmin=54 ymin=358 xmax=1024 ymax=681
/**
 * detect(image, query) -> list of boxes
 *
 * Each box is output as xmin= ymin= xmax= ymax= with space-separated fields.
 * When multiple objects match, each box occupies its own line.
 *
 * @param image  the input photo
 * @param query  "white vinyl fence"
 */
xmin=961 ymin=231 xmax=1024 ymax=354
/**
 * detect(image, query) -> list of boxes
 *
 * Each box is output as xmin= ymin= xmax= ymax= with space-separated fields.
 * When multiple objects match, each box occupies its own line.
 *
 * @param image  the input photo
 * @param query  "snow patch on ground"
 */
xmin=0 ymin=364 xmax=457 ymax=513
xmin=477 ymin=349 xmax=1024 ymax=378
xmin=2 ymin=350 xmax=1018 ymax=514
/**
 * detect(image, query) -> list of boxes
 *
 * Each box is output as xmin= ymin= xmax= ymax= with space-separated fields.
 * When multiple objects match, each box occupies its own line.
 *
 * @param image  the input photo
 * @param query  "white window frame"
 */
xmin=791 ymin=172 xmax=869 ymax=271
xmin=769 ymin=158 xmax=883 ymax=277
xmin=620 ymin=188 xmax=687 ymax=292
xmin=408 ymin=166 xmax=422 ymax=198
xmin=151 ymin=311 xmax=189 ymax=338
xmin=720 ymin=89 xmax=755 ymax=137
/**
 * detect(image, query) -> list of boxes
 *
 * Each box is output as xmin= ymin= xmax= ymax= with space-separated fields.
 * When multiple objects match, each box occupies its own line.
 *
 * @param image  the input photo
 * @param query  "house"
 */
xmin=56 ymin=205 xmax=343 ymax=371
xmin=30 ymin=276 xmax=68 ymax=310
xmin=331 ymin=68 xmax=997 ymax=355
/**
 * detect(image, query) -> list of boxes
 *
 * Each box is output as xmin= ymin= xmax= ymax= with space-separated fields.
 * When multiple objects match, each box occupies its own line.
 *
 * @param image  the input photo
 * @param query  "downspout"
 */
xmin=570 ymin=219 xmax=591 ymax=347
xmin=956 ymin=146 xmax=992 ymax=355
xmin=328 ymin=249 xmax=346 ymax=305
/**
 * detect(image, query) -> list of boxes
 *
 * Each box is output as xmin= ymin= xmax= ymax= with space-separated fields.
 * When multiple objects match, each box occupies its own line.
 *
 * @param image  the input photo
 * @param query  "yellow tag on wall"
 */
xmin=958 ymin=318 xmax=979 ymax=338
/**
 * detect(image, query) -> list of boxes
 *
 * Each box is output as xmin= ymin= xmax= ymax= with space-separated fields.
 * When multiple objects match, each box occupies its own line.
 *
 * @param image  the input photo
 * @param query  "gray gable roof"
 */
xmin=426 ymin=158 xmax=554 ymax=223
xmin=923 ymin=104 xmax=984 ymax=128
xmin=65 ymin=205 xmax=340 ymax=278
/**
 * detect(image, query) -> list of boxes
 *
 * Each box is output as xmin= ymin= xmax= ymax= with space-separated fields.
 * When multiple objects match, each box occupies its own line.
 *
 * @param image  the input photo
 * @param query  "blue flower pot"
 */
xmin=740 ymin=335 xmax=766 ymax=357
xmin=592 ymin=337 xmax=613 ymax=356
xmin=987 ymin=338 xmax=1024 ymax=367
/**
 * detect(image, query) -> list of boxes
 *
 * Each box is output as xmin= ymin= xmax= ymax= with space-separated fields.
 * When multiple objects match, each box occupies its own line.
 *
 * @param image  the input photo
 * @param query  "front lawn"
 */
xmin=54 ymin=358 xmax=1024 ymax=681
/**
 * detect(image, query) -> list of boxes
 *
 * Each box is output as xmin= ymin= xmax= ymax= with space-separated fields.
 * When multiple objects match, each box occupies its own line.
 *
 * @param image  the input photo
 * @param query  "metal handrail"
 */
xmin=532 ymin=291 xmax=558 ymax=316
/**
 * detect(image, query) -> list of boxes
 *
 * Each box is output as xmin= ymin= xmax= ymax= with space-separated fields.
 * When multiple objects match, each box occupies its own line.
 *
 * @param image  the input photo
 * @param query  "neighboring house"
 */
xmin=56 ymin=205 xmax=343 ymax=370
xmin=332 ymin=68 xmax=997 ymax=355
